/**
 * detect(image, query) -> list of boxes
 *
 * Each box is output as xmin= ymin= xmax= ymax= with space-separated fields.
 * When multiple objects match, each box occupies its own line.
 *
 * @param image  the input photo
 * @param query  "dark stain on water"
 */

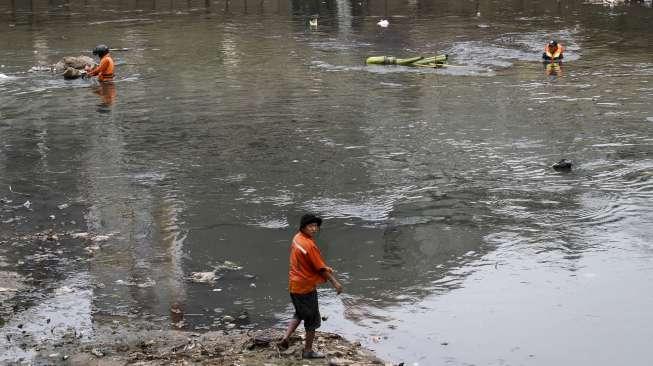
xmin=1 ymin=0 xmax=653 ymax=364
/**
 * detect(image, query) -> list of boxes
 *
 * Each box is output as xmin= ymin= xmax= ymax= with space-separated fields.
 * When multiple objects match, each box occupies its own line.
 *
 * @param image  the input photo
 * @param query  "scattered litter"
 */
xmin=249 ymin=283 xmax=256 ymax=288
xmin=190 ymin=271 xmax=217 ymax=283
xmin=216 ymin=260 xmax=243 ymax=271
xmin=57 ymin=203 xmax=70 ymax=210
xmin=90 ymin=348 xmax=104 ymax=357
xmin=54 ymin=286 xmax=74 ymax=295
xmin=84 ymin=245 xmax=101 ymax=253
xmin=49 ymin=214 xmax=56 ymax=220
xmin=23 ymin=200 xmax=31 ymax=209
xmin=115 ymin=278 xmax=156 ymax=288
xmin=71 ymin=232 xmax=89 ymax=239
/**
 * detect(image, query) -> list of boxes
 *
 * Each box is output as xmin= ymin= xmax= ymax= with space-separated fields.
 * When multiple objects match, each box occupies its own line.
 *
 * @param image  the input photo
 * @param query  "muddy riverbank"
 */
xmin=4 ymin=323 xmax=390 ymax=366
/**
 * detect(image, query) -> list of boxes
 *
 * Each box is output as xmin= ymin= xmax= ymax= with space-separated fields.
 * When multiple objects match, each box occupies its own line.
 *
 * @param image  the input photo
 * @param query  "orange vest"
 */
xmin=89 ymin=55 xmax=114 ymax=82
xmin=545 ymin=44 xmax=564 ymax=59
xmin=288 ymin=232 xmax=332 ymax=294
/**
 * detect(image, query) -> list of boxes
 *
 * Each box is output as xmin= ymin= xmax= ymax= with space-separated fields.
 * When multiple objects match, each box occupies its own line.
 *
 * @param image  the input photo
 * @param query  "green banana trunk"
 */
xmin=412 ymin=55 xmax=447 ymax=65
xmin=365 ymin=54 xmax=447 ymax=67
xmin=365 ymin=56 xmax=397 ymax=65
xmin=395 ymin=56 xmax=425 ymax=65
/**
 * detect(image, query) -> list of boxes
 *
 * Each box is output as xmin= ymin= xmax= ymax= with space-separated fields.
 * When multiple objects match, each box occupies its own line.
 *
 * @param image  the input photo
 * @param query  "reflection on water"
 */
xmin=0 ymin=0 xmax=652 ymax=364
xmin=92 ymin=82 xmax=116 ymax=109
xmin=545 ymin=62 xmax=563 ymax=79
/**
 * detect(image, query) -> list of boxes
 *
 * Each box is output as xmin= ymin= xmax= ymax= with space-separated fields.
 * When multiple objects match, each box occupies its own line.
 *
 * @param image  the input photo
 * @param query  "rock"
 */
xmin=253 ymin=335 xmax=272 ymax=347
xmin=90 ymin=348 xmax=104 ymax=357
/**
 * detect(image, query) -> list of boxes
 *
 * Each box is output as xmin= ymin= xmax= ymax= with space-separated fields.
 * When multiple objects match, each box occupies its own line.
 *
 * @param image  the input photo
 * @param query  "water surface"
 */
xmin=1 ymin=0 xmax=652 ymax=364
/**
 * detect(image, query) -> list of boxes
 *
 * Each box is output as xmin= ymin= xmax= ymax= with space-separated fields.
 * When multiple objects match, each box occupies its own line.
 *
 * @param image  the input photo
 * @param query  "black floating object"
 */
xmin=552 ymin=159 xmax=572 ymax=171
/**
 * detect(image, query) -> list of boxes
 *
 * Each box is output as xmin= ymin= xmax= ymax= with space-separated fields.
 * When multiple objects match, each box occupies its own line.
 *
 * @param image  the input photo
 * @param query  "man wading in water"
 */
xmin=279 ymin=214 xmax=343 ymax=359
xmin=85 ymin=44 xmax=114 ymax=82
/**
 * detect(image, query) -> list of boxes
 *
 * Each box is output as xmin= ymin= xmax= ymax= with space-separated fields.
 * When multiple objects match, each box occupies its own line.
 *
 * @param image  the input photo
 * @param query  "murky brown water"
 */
xmin=1 ymin=0 xmax=653 ymax=364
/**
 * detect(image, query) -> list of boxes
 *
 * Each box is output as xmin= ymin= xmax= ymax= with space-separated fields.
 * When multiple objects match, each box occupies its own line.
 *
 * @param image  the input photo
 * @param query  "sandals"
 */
xmin=302 ymin=350 xmax=325 ymax=359
xmin=277 ymin=339 xmax=324 ymax=359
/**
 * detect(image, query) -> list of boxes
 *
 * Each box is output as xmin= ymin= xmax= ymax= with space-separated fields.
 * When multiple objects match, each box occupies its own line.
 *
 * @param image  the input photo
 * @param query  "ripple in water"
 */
xmin=303 ymin=196 xmax=393 ymax=223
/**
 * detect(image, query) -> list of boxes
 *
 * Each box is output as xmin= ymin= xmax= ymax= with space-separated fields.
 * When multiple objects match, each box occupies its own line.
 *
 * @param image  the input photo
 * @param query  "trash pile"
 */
xmin=28 ymin=55 xmax=96 ymax=79
xmin=28 ymin=327 xmax=392 ymax=366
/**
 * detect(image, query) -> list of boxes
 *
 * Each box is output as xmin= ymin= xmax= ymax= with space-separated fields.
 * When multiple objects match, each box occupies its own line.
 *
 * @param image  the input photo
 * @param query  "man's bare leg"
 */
xmin=279 ymin=318 xmax=300 ymax=348
xmin=304 ymin=330 xmax=315 ymax=352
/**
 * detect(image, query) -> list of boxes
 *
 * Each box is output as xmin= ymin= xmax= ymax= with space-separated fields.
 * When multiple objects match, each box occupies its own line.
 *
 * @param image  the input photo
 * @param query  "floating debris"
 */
xmin=215 ymin=260 xmax=243 ymax=271
xmin=190 ymin=271 xmax=217 ymax=283
xmin=91 ymin=235 xmax=111 ymax=242
xmin=114 ymin=278 xmax=156 ymax=288
xmin=90 ymin=348 xmax=104 ymax=358
xmin=552 ymin=159 xmax=573 ymax=171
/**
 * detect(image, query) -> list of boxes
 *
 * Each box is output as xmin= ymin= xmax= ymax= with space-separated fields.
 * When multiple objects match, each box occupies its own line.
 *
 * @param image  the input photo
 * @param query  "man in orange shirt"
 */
xmin=85 ymin=44 xmax=114 ymax=82
xmin=542 ymin=40 xmax=564 ymax=62
xmin=279 ymin=214 xmax=343 ymax=359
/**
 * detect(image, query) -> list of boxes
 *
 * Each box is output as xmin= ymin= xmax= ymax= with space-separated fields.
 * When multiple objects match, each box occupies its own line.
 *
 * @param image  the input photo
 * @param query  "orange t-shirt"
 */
xmin=288 ymin=232 xmax=332 ymax=294
xmin=89 ymin=55 xmax=114 ymax=82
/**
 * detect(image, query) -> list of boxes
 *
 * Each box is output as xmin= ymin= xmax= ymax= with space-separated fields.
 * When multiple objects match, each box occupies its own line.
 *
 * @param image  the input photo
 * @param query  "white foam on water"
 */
xmin=0 ymin=73 xmax=15 ymax=82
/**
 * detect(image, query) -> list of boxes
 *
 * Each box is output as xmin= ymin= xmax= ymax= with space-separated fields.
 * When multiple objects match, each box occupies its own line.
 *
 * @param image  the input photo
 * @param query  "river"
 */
xmin=1 ymin=0 xmax=652 ymax=364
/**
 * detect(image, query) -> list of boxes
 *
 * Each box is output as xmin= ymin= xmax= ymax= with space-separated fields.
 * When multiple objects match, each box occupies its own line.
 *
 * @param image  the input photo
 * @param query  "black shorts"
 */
xmin=290 ymin=290 xmax=321 ymax=331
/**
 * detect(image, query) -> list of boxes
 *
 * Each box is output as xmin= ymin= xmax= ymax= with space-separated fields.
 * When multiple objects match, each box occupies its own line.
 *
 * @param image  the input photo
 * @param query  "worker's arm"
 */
xmin=86 ymin=58 xmax=107 ymax=76
xmin=320 ymin=268 xmax=343 ymax=294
